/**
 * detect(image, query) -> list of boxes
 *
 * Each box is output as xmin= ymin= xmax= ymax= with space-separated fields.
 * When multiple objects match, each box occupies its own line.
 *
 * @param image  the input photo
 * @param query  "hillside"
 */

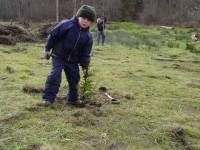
xmin=0 ymin=22 xmax=200 ymax=149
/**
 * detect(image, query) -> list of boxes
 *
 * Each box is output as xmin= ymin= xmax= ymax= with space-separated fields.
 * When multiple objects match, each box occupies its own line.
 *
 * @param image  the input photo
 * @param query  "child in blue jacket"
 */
xmin=42 ymin=5 xmax=96 ymax=106
xmin=96 ymin=15 xmax=106 ymax=45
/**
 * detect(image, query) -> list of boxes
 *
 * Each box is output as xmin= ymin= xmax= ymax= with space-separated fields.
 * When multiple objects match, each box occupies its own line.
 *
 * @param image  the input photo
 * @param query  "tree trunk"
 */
xmin=56 ymin=0 xmax=59 ymax=23
xmin=73 ymin=0 xmax=77 ymax=16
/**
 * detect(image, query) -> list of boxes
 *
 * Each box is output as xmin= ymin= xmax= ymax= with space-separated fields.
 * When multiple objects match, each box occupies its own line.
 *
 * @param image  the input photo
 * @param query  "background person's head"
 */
xmin=97 ymin=18 xmax=101 ymax=23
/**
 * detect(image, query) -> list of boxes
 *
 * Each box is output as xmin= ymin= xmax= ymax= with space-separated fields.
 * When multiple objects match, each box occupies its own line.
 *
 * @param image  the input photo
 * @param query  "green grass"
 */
xmin=0 ymin=22 xmax=200 ymax=149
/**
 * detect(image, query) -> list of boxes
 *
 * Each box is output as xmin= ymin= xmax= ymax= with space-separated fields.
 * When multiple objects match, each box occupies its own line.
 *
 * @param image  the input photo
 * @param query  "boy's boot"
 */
xmin=41 ymin=100 xmax=52 ymax=106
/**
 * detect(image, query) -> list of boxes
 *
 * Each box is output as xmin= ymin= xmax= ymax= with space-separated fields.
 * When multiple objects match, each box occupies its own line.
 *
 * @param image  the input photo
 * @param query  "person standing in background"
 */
xmin=10 ymin=19 xmax=13 ymax=25
xmin=96 ymin=15 xmax=106 ymax=45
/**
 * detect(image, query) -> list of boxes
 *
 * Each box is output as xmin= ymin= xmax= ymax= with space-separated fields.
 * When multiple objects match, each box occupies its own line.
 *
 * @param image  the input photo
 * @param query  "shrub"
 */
xmin=175 ymin=35 xmax=188 ymax=40
xmin=186 ymin=44 xmax=200 ymax=53
xmin=167 ymin=42 xmax=179 ymax=48
xmin=105 ymin=29 xmax=138 ymax=49
xmin=161 ymin=30 xmax=170 ymax=35
xmin=186 ymin=44 xmax=195 ymax=51
xmin=106 ymin=24 xmax=119 ymax=30
xmin=90 ymin=26 xmax=97 ymax=32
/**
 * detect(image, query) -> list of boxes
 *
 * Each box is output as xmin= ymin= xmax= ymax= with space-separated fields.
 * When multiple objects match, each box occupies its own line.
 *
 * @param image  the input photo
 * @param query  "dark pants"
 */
xmin=42 ymin=57 xmax=80 ymax=103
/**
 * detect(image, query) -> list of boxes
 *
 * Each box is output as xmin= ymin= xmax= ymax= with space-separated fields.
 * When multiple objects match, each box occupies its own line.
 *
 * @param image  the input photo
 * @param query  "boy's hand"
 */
xmin=44 ymin=51 xmax=50 ymax=60
xmin=82 ymin=62 xmax=89 ymax=77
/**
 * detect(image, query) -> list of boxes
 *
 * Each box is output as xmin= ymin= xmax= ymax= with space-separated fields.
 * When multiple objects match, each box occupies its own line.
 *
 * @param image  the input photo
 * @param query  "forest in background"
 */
xmin=0 ymin=0 xmax=200 ymax=26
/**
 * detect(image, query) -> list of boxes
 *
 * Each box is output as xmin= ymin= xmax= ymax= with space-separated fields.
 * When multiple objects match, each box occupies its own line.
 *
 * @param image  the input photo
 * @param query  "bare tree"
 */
xmin=73 ymin=0 xmax=77 ymax=16
xmin=56 ymin=0 xmax=59 ymax=22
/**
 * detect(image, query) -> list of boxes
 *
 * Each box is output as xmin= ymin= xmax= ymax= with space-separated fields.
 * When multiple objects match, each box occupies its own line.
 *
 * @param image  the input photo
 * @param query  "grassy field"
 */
xmin=0 ymin=22 xmax=200 ymax=150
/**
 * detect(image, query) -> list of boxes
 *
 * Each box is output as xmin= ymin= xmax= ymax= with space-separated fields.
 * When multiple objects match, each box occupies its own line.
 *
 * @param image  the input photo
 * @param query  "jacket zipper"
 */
xmin=68 ymin=28 xmax=81 ymax=62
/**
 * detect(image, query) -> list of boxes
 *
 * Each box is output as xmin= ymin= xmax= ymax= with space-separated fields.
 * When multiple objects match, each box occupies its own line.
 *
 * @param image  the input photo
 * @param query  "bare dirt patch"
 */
xmin=72 ymin=111 xmax=82 ymax=117
xmin=164 ymin=127 xmax=200 ymax=150
xmin=35 ymin=62 xmax=51 ymax=65
xmin=0 ymin=123 xmax=5 ymax=149
xmin=55 ymin=96 xmax=102 ymax=115
xmin=25 ymin=104 xmax=43 ymax=112
xmin=95 ymin=48 xmax=103 ymax=51
xmin=55 ymin=96 xmax=66 ymax=104
xmin=122 ymin=60 xmax=130 ymax=63
xmin=124 ymin=94 xmax=135 ymax=100
xmin=125 ymin=72 xmax=134 ymax=77
xmin=10 ymin=48 xmax=27 ymax=53
xmin=105 ymin=141 xmax=120 ymax=150
xmin=22 ymin=144 xmax=43 ymax=150
xmin=99 ymin=86 xmax=107 ymax=93
xmin=163 ymin=64 xmax=199 ymax=72
xmin=146 ymin=75 xmax=171 ymax=80
xmin=170 ymin=127 xmax=186 ymax=145
xmin=0 ymin=123 xmax=4 ymax=134
xmin=169 ymin=55 xmax=178 ymax=59
xmin=0 ymin=35 xmax=16 ymax=45
xmin=187 ymin=83 xmax=200 ymax=89
xmin=0 ymin=48 xmax=11 ymax=54
xmin=0 ymin=112 xmax=25 ymax=123
xmin=173 ymin=66 xmax=199 ymax=72
xmin=85 ymin=102 xmax=102 ymax=116
xmin=0 ymin=24 xmax=38 ymax=45
xmin=0 ymin=77 xmax=8 ymax=80
xmin=6 ymin=66 xmax=14 ymax=73
xmin=17 ymin=21 xmax=30 ymax=28
xmin=71 ymin=115 xmax=100 ymax=126
xmin=86 ymin=137 xmax=102 ymax=148
xmin=22 ymin=85 xmax=43 ymax=93
xmin=0 ymin=25 xmax=25 ymax=36
xmin=104 ymin=58 xmax=120 ymax=61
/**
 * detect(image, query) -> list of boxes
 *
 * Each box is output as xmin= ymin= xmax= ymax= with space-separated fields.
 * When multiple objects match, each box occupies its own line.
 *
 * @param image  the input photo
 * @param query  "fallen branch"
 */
xmin=187 ymin=41 xmax=200 ymax=45
xmin=151 ymin=57 xmax=200 ymax=63
xmin=160 ymin=26 xmax=174 ymax=30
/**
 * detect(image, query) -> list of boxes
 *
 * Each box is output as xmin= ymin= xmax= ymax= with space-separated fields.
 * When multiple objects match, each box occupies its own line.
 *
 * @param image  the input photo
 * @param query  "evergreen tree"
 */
xmin=78 ymin=68 xmax=96 ymax=102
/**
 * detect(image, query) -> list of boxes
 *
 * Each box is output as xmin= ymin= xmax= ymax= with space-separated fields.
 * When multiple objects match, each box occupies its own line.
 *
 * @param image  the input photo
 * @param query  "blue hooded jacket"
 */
xmin=45 ymin=16 xmax=93 ymax=67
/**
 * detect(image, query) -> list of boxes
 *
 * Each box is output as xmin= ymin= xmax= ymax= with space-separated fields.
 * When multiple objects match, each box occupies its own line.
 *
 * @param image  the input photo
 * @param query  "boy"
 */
xmin=96 ymin=15 xmax=107 ymax=45
xmin=42 ymin=5 xmax=96 ymax=106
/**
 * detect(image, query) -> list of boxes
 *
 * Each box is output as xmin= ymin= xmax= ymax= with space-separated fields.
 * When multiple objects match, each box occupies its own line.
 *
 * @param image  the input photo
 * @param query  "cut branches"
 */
xmin=160 ymin=26 xmax=174 ymax=30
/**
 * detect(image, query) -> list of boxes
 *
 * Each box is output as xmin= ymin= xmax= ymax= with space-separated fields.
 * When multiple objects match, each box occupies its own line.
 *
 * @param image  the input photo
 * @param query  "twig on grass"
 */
xmin=151 ymin=57 xmax=200 ymax=63
xmin=187 ymin=41 xmax=200 ymax=45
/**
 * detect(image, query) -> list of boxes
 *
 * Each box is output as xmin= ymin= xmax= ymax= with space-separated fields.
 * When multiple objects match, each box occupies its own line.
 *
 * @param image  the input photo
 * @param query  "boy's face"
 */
xmin=78 ymin=17 xmax=92 ymax=28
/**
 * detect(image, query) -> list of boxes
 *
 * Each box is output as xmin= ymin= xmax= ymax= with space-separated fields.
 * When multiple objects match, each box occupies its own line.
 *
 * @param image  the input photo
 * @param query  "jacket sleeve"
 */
xmin=45 ymin=20 xmax=70 ymax=52
xmin=79 ymin=36 xmax=93 ymax=68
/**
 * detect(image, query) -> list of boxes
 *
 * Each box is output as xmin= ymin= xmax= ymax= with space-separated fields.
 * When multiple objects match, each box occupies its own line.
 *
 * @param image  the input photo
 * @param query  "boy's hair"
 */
xmin=76 ymin=5 xmax=96 ymax=22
